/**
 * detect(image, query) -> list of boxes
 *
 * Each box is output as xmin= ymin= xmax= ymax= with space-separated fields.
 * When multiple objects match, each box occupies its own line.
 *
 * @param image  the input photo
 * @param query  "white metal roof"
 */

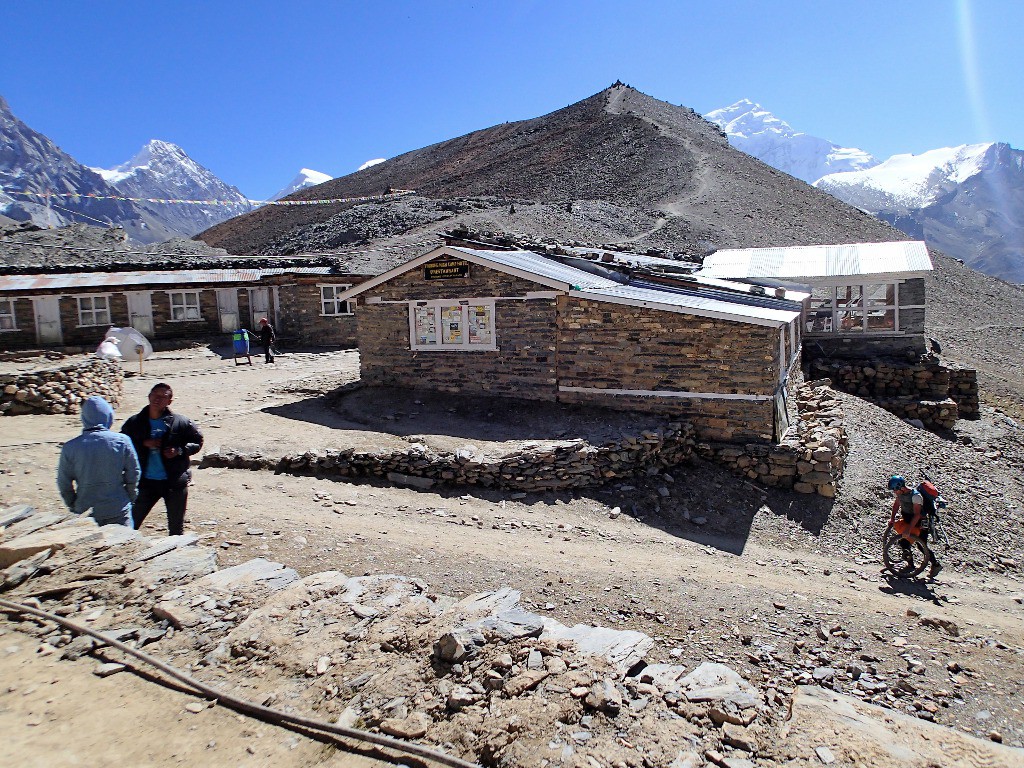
xmin=699 ymin=241 xmax=933 ymax=280
xmin=338 ymin=246 xmax=801 ymax=327
xmin=0 ymin=266 xmax=341 ymax=292
xmin=447 ymin=247 xmax=618 ymax=290
xmin=576 ymin=284 xmax=801 ymax=326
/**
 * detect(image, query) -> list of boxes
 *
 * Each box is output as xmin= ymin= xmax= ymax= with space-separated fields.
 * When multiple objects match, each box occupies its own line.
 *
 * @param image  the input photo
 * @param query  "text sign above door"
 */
xmin=424 ymin=259 xmax=470 ymax=280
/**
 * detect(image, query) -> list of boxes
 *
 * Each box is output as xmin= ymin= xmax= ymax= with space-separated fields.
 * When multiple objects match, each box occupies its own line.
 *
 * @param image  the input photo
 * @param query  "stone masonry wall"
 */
xmin=809 ymin=357 xmax=980 ymax=427
xmin=203 ymin=422 xmax=696 ymax=493
xmin=698 ymin=379 xmax=847 ymax=497
xmin=357 ymin=261 xmax=559 ymax=399
xmin=276 ymin=280 xmax=360 ymax=347
xmin=0 ymin=297 xmax=37 ymax=348
xmin=0 ymin=359 xmax=123 ymax=416
xmin=948 ymin=368 xmax=980 ymax=419
xmin=556 ymin=297 xmax=781 ymax=443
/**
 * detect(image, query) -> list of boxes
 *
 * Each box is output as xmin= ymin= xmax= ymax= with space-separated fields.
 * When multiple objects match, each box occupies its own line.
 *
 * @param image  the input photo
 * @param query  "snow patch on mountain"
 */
xmin=358 ymin=158 xmax=386 ymax=171
xmin=706 ymin=99 xmax=877 ymax=184
xmin=93 ymin=139 xmax=253 ymax=237
xmin=270 ymin=168 xmax=332 ymax=201
xmin=815 ymin=143 xmax=995 ymax=211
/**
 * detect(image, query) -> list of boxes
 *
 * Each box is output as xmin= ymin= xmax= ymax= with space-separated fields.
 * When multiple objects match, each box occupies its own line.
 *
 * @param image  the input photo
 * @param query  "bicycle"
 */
xmin=881 ymin=471 xmax=949 ymax=578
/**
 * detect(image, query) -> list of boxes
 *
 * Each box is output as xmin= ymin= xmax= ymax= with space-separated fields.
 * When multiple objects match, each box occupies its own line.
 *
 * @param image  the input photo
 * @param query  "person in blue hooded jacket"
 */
xmin=57 ymin=396 xmax=141 ymax=527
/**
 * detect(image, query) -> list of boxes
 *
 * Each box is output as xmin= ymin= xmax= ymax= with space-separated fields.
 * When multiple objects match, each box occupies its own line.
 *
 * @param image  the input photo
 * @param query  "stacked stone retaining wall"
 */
xmin=809 ymin=357 xmax=980 ymax=426
xmin=0 ymin=359 xmax=123 ymax=416
xmin=202 ymin=422 xmax=697 ymax=493
xmin=698 ymin=380 xmax=847 ymax=497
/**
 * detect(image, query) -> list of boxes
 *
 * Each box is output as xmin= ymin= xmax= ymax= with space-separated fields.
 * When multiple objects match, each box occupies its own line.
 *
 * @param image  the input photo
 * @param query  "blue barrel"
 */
xmin=232 ymin=329 xmax=250 ymax=354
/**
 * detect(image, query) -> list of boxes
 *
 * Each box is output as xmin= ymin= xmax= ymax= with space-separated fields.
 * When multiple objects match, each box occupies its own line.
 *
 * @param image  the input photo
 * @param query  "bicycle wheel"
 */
xmin=882 ymin=528 xmax=931 ymax=577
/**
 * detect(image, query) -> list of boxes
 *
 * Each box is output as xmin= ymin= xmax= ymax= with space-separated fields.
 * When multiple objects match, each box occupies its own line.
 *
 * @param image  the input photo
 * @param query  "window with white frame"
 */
xmin=806 ymin=283 xmax=898 ymax=334
xmin=409 ymin=299 xmax=496 ymax=351
xmin=77 ymin=295 xmax=111 ymax=327
xmin=320 ymin=285 xmax=353 ymax=316
xmin=0 ymin=298 xmax=15 ymax=331
xmin=169 ymin=291 xmax=202 ymax=321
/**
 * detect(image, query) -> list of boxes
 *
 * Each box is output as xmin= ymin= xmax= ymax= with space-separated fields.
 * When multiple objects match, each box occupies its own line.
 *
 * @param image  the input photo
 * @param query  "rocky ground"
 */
xmin=1 ymin=346 xmax=1022 ymax=767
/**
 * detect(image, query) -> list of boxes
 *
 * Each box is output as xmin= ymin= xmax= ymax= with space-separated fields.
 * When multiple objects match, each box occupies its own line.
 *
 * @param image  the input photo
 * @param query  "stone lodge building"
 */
xmin=336 ymin=245 xmax=806 ymax=444
xmin=0 ymin=264 xmax=368 ymax=351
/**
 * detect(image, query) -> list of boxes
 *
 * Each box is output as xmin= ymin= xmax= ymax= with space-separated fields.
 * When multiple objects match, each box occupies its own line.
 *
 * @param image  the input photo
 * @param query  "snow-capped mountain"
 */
xmin=0 ymin=95 xmax=174 ymax=242
xmin=817 ymin=142 xmax=1024 ymax=282
xmin=269 ymin=168 xmax=332 ymax=201
xmin=357 ymin=158 xmax=386 ymax=172
xmin=93 ymin=139 xmax=253 ymax=237
xmin=816 ymin=143 xmax=1000 ymax=211
xmin=706 ymin=99 xmax=878 ymax=184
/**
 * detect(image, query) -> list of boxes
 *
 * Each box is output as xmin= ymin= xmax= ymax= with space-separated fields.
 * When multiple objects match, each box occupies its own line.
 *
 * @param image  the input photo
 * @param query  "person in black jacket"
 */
xmin=121 ymin=382 xmax=203 ymax=536
xmin=258 ymin=317 xmax=276 ymax=363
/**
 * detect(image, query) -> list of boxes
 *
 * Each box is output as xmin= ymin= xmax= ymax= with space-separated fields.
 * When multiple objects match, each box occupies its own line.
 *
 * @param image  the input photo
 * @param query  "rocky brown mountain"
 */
xmin=199 ymin=83 xmax=898 ymax=264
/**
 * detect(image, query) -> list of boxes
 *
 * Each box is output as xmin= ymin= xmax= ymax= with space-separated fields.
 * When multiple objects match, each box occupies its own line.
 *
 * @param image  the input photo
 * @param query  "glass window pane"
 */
xmin=865 ymin=284 xmax=895 ymax=306
xmin=836 ymin=285 xmax=863 ymax=308
xmin=172 ymin=306 xmax=185 ymax=321
xmin=441 ymin=305 xmax=463 ymax=345
xmin=838 ymin=309 xmax=865 ymax=333
xmin=414 ymin=306 xmax=437 ymax=345
xmin=867 ymin=307 xmax=896 ymax=331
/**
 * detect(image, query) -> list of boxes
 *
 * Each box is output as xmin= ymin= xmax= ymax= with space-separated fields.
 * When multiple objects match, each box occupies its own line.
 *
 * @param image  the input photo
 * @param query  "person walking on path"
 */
xmin=57 ymin=396 xmax=140 ymax=527
xmin=121 ymin=383 xmax=203 ymax=536
xmin=258 ymin=317 xmax=276 ymax=363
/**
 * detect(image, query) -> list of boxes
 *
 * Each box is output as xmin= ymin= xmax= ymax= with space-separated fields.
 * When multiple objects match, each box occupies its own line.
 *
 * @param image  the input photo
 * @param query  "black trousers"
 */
xmin=261 ymin=341 xmax=274 ymax=362
xmin=133 ymin=478 xmax=189 ymax=536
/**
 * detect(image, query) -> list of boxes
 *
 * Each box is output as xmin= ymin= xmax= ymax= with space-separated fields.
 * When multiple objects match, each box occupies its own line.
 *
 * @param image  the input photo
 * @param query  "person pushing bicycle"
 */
xmin=887 ymin=475 xmax=942 ymax=579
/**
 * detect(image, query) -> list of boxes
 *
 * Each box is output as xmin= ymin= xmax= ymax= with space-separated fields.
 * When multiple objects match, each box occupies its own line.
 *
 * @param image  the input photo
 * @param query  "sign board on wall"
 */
xmin=424 ymin=259 xmax=470 ymax=280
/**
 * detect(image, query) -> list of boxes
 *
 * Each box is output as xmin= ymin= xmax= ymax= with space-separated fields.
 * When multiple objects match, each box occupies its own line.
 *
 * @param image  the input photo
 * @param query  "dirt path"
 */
xmin=2 ymin=346 xmax=1023 ymax=759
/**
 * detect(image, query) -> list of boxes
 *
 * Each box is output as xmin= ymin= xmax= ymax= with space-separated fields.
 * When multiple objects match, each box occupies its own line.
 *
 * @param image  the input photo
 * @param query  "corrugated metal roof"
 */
xmin=0 ymin=266 xmax=344 ymax=292
xmin=579 ymin=283 xmax=801 ymax=326
xmin=564 ymin=246 xmax=700 ymax=270
xmin=699 ymin=241 xmax=933 ymax=280
xmin=449 ymin=247 xmax=619 ymax=290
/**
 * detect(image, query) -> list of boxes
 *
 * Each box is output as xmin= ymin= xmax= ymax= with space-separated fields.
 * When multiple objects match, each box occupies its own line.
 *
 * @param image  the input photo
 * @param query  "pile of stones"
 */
xmin=202 ymin=422 xmax=697 ymax=492
xmin=0 ymin=505 xmax=771 ymax=768
xmin=0 ymin=359 xmax=123 ymax=416
xmin=699 ymin=380 xmax=847 ymax=497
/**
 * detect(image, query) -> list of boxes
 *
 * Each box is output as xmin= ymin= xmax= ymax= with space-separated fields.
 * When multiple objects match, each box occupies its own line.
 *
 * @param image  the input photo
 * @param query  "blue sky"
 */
xmin=2 ymin=1 xmax=1022 ymax=200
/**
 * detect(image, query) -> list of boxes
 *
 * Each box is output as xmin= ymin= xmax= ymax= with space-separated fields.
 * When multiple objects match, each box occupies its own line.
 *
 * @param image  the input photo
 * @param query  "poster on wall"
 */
xmin=413 ymin=306 xmax=437 ymax=345
xmin=468 ymin=304 xmax=493 ymax=345
xmin=442 ymin=305 xmax=462 ymax=344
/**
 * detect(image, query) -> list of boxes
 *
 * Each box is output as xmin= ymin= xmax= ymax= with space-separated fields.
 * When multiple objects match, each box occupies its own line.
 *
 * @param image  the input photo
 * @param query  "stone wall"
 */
xmin=202 ymin=422 xmax=696 ymax=493
xmin=948 ymin=368 xmax=980 ymax=419
xmin=556 ymin=297 xmax=781 ymax=443
xmin=357 ymin=262 xmax=560 ymax=399
xmin=698 ymin=380 xmax=847 ymax=497
xmin=276 ymin=279 xmax=360 ymax=346
xmin=1 ymin=297 xmax=40 ymax=348
xmin=0 ymin=359 xmax=123 ymax=416
xmin=809 ymin=357 xmax=980 ymax=426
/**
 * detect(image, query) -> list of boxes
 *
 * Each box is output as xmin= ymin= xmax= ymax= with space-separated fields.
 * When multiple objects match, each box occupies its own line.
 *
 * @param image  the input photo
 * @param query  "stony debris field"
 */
xmin=1 ymin=346 xmax=1022 ymax=768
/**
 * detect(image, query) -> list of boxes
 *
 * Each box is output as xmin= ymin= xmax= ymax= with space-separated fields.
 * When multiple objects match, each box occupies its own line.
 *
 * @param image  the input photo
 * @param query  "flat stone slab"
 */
xmin=0 ymin=518 xmax=102 ymax=569
xmin=135 ymin=533 xmax=200 ymax=562
xmin=188 ymin=558 xmax=299 ymax=595
xmin=679 ymin=662 xmax=756 ymax=702
xmin=136 ymin=545 xmax=217 ymax=586
xmin=540 ymin=618 xmax=654 ymax=675
xmin=0 ymin=504 xmax=34 ymax=529
xmin=1 ymin=510 xmax=73 ymax=541
xmin=782 ymin=685 xmax=1024 ymax=768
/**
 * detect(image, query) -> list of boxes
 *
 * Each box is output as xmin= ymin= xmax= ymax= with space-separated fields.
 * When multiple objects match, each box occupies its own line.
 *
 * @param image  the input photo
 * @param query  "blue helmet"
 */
xmin=888 ymin=475 xmax=907 ymax=491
